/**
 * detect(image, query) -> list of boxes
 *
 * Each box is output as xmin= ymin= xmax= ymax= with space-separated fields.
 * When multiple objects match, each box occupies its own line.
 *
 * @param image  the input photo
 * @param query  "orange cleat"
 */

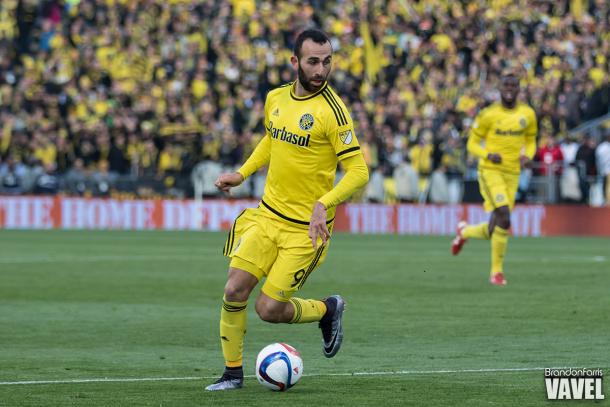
xmin=451 ymin=221 xmax=468 ymax=255
xmin=489 ymin=272 xmax=507 ymax=286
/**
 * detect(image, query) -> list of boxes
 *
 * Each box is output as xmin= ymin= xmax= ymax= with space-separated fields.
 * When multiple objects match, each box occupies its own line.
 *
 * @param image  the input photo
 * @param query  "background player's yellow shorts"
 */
xmin=478 ymin=169 xmax=519 ymax=212
xmin=223 ymin=208 xmax=331 ymax=302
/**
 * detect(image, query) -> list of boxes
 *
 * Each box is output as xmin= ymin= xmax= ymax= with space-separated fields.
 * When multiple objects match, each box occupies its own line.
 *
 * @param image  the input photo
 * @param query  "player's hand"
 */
xmin=308 ymin=201 xmax=330 ymax=249
xmin=487 ymin=153 xmax=502 ymax=164
xmin=519 ymin=155 xmax=532 ymax=169
xmin=214 ymin=172 xmax=244 ymax=193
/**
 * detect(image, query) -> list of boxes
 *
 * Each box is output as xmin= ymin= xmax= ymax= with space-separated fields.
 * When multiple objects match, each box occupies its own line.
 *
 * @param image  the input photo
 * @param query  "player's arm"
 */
xmin=521 ymin=109 xmax=538 ymax=168
xmin=467 ymin=109 xmax=500 ymax=163
xmin=309 ymin=100 xmax=368 ymax=248
xmin=237 ymin=135 xmax=271 ymax=179
xmin=318 ymin=154 xmax=369 ymax=209
xmin=310 ymin=153 xmax=368 ymax=248
xmin=215 ymin=97 xmax=272 ymax=192
xmin=215 ymin=135 xmax=270 ymax=192
xmin=238 ymin=95 xmax=273 ymax=179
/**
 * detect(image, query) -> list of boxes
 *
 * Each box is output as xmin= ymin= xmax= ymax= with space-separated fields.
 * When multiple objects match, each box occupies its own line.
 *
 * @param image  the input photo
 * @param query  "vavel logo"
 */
xmin=545 ymin=368 xmax=605 ymax=400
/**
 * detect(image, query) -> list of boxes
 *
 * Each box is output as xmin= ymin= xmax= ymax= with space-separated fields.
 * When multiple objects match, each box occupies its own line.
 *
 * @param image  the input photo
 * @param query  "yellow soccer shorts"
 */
xmin=477 ymin=169 xmax=519 ymax=212
xmin=223 ymin=208 xmax=331 ymax=302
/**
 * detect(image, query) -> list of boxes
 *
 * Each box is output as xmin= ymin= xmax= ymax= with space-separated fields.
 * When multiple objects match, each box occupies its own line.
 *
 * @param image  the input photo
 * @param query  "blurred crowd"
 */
xmin=0 ymin=0 xmax=609 ymax=202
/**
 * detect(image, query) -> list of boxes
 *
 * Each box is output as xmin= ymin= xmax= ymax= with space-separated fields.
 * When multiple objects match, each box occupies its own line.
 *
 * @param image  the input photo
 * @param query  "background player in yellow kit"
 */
xmin=205 ymin=29 xmax=369 ymax=391
xmin=452 ymin=68 xmax=537 ymax=286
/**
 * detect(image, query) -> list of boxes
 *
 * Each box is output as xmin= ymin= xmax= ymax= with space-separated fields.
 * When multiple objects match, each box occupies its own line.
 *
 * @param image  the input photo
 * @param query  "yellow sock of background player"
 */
xmin=219 ymin=296 xmax=247 ymax=368
xmin=462 ymin=222 xmax=490 ymax=240
xmin=490 ymin=226 xmax=509 ymax=275
xmin=288 ymin=298 xmax=327 ymax=323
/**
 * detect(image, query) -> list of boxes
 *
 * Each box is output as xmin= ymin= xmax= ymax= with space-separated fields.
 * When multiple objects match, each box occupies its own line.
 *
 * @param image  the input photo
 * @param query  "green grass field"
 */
xmin=1 ymin=230 xmax=609 ymax=406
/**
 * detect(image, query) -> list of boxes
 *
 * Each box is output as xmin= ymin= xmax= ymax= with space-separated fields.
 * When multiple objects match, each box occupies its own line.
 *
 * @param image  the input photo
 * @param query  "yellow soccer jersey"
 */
xmin=259 ymin=81 xmax=361 ymax=226
xmin=468 ymin=102 xmax=537 ymax=174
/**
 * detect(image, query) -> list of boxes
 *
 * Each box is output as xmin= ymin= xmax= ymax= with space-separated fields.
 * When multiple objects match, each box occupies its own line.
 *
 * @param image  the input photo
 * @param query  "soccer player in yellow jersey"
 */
xmin=205 ymin=29 xmax=369 ymax=391
xmin=451 ymin=69 xmax=537 ymax=286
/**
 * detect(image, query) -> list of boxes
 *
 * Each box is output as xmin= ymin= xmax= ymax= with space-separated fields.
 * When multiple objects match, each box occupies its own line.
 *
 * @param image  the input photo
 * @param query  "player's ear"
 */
xmin=290 ymin=55 xmax=299 ymax=70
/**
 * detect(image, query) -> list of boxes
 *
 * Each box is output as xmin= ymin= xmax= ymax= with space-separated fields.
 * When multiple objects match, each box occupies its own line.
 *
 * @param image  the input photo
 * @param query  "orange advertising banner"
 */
xmin=1 ymin=196 xmax=609 ymax=237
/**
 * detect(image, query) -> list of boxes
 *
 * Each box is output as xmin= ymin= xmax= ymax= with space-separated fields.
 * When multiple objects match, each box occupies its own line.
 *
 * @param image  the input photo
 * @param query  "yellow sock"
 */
xmin=462 ymin=222 xmax=490 ymax=239
xmin=288 ymin=298 xmax=327 ymax=323
xmin=491 ymin=226 xmax=509 ymax=275
xmin=220 ymin=296 xmax=248 ymax=367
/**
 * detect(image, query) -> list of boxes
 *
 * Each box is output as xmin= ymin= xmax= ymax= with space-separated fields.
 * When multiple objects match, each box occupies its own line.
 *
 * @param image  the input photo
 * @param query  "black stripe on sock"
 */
xmin=223 ymin=302 xmax=246 ymax=309
xmin=223 ymin=303 xmax=247 ymax=309
xmin=223 ymin=306 xmax=247 ymax=312
xmin=223 ymin=301 xmax=247 ymax=312
xmin=290 ymin=299 xmax=302 ymax=323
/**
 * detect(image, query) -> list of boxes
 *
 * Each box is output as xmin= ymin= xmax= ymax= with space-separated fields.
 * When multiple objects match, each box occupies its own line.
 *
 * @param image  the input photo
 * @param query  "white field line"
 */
xmin=0 ymin=366 xmax=576 ymax=386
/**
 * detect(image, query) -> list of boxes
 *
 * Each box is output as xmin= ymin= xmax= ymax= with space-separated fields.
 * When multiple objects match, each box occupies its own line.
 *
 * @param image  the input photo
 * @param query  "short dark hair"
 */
xmin=500 ymin=65 xmax=522 ymax=81
xmin=293 ymin=29 xmax=330 ymax=58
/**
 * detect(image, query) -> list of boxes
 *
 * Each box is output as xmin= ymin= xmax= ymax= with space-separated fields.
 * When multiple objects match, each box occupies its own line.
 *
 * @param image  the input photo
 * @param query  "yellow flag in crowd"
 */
xmin=359 ymin=21 xmax=383 ymax=83
xmin=571 ymin=0 xmax=586 ymax=19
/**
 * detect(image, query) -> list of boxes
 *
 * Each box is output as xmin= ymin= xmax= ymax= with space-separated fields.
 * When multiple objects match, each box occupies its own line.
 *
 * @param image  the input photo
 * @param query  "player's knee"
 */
xmin=223 ymin=282 xmax=250 ymax=302
xmin=255 ymin=303 xmax=279 ymax=323
xmin=255 ymin=299 xmax=285 ymax=323
xmin=499 ymin=218 xmax=511 ymax=230
xmin=495 ymin=207 xmax=511 ymax=229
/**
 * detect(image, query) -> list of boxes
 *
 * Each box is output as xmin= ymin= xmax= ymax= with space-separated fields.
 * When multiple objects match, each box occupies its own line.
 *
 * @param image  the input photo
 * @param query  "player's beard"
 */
xmin=501 ymin=93 xmax=517 ymax=108
xmin=298 ymin=62 xmax=327 ymax=93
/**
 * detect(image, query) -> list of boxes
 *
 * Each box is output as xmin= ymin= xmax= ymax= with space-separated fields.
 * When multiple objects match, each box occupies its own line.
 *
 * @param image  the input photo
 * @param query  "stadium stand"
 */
xmin=0 ymin=0 xmax=609 ymax=204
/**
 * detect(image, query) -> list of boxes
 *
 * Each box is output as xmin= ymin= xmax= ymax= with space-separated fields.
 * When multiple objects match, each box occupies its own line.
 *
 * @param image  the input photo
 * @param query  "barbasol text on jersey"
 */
xmin=268 ymin=121 xmax=311 ymax=147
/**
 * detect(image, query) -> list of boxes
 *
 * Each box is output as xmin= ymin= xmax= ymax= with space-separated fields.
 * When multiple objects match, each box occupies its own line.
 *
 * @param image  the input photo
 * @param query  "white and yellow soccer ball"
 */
xmin=255 ymin=343 xmax=303 ymax=391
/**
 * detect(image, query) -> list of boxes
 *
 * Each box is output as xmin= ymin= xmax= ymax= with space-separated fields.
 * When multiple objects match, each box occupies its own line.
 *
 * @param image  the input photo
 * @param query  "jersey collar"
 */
xmin=290 ymin=81 xmax=328 ymax=101
xmin=500 ymin=102 xmax=519 ymax=112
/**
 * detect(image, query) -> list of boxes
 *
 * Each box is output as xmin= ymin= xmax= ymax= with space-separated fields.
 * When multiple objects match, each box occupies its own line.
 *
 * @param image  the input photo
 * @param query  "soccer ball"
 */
xmin=255 ymin=342 xmax=303 ymax=391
